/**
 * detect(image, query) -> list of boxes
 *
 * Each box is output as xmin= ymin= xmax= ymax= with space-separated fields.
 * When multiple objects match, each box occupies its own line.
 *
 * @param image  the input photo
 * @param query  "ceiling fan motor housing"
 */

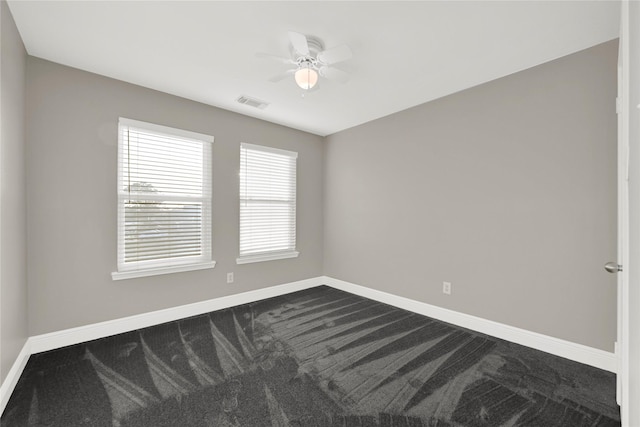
xmin=291 ymin=35 xmax=324 ymax=66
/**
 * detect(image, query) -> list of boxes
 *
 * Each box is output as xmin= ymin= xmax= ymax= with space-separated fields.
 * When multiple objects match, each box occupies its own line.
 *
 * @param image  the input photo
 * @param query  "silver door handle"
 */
xmin=604 ymin=262 xmax=622 ymax=273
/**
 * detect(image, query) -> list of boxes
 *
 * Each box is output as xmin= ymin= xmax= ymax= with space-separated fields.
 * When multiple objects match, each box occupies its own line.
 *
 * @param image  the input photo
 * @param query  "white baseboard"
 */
xmin=29 ymin=277 xmax=322 ymax=354
xmin=1 ymin=275 xmax=617 ymax=416
xmin=321 ymin=276 xmax=617 ymax=373
xmin=0 ymin=340 xmax=31 ymax=414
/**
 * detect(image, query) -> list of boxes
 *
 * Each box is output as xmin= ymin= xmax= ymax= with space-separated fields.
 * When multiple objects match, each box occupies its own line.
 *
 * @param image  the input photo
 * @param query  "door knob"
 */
xmin=604 ymin=262 xmax=622 ymax=273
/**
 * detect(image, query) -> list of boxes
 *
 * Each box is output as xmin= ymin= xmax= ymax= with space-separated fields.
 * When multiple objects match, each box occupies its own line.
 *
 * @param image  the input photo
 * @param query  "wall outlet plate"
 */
xmin=443 ymin=281 xmax=451 ymax=295
xmin=227 ymin=272 xmax=234 ymax=284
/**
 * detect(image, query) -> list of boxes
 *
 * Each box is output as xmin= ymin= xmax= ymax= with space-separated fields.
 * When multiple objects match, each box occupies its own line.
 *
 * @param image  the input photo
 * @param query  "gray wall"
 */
xmin=18 ymin=36 xmax=620 ymax=352
xmin=0 ymin=0 xmax=28 ymax=382
xmin=26 ymin=58 xmax=324 ymax=335
xmin=324 ymin=41 xmax=618 ymax=352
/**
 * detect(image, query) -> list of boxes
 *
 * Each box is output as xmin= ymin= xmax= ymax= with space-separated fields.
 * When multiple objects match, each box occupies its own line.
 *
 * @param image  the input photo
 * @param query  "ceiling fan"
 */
xmin=257 ymin=31 xmax=353 ymax=91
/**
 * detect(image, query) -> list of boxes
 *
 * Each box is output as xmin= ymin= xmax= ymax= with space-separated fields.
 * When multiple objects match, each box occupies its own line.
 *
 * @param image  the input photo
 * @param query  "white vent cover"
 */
xmin=237 ymin=95 xmax=269 ymax=110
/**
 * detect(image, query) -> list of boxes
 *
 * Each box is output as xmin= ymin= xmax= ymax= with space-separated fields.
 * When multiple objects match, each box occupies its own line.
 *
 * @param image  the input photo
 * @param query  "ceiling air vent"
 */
xmin=237 ymin=95 xmax=269 ymax=110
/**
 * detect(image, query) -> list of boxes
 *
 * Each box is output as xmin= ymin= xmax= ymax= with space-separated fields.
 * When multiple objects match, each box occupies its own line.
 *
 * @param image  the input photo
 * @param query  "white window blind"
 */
xmin=113 ymin=118 xmax=214 ymax=279
xmin=238 ymin=143 xmax=298 ymax=264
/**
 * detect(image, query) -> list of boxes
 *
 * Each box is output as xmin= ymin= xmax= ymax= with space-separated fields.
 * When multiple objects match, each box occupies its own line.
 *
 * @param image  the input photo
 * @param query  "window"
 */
xmin=237 ymin=143 xmax=298 ymax=264
xmin=112 ymin=118 xmax=214 ymax=280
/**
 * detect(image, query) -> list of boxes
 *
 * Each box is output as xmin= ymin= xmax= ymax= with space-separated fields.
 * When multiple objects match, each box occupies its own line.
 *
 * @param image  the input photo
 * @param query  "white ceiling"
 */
xmin=7 ymin=1 xmax=620 ymax=136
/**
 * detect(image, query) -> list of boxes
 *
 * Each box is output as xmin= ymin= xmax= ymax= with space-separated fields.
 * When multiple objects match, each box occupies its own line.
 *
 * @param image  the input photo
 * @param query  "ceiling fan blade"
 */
xmin=288 ymin=31 xmax=310 ymax=56
xmin=268 ymin=69 xmax=295 ymax=83
xmin=317 ymin=44 xmax=352 ymax=65
xmin=319 ymin=66 xmax=350 ymax=84
xmin=256 ymin=52 xmax=295 ymax=65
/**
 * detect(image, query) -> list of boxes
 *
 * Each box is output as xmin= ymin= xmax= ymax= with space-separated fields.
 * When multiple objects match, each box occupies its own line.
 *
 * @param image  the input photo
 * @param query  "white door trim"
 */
xmin=617 ymin=1 xmax=630 ymax=423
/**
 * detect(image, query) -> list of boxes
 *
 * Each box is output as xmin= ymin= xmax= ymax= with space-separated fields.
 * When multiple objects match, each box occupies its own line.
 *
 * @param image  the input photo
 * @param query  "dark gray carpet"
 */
xmin=1 ymin=286 xmax=620 ymax=426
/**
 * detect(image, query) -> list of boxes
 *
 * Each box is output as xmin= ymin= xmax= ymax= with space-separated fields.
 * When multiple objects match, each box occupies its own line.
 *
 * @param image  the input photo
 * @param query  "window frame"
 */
xmin=112 ymin=118 xmax=215 ymax=280
xmin=236 ymin=142 xmax=299 ymax=265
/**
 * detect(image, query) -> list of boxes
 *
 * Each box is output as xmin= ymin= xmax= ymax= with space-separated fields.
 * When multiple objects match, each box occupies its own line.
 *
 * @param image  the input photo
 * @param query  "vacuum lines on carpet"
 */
xmin=0 ymin=286 xmax=620 ymax=426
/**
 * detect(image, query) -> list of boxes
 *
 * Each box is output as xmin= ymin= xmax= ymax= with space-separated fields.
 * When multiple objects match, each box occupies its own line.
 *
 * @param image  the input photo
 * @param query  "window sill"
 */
xmin=236 ymin=251 xmax=299 ymax=265
xmin=111 ymin=261 xmax=216 ymax=281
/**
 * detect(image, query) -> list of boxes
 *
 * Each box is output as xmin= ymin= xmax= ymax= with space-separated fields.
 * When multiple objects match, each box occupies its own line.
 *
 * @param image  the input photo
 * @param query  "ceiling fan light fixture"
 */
xmin=294 ymin=64 xmax=318 ymax=90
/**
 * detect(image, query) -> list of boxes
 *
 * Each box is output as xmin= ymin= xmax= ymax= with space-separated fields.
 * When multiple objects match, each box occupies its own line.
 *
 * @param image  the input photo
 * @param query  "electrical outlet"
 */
xmin=227 ymin=272 xmax=234 ymax=284
xmin=443 ymin=281 xmax=452 ymax=295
